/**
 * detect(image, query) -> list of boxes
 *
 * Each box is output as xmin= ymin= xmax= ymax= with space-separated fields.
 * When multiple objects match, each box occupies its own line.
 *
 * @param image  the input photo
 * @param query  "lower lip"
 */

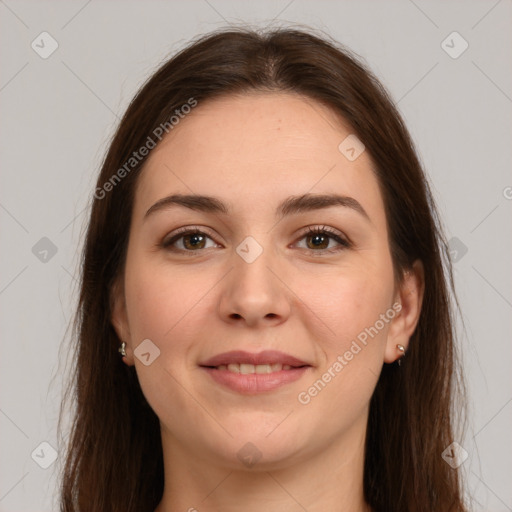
xmin=200 ymin=366 xmax=311 ymax=394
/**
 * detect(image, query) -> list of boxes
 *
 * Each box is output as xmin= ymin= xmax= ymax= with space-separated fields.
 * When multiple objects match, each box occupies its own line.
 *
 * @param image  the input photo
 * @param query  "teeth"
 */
xmin=217 ymin=363 xmax=293 ymax=374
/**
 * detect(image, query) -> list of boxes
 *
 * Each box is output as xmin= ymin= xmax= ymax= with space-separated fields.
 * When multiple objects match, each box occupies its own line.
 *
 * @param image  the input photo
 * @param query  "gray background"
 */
xmin=1 ymin=1 xmax=511 ymax=510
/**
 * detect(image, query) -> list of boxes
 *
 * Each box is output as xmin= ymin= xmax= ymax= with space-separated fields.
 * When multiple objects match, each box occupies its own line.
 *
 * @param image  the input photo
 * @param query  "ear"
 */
xmin=110 ymin=276 xmax=134 ymax=366
xmin=384 ymin=260 xmax=425 ymax=364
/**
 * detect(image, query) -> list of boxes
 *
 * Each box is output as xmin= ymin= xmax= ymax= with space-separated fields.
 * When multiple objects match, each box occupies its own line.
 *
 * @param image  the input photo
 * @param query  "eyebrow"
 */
xmin=144 ymin=192 xmax=370 ymax=222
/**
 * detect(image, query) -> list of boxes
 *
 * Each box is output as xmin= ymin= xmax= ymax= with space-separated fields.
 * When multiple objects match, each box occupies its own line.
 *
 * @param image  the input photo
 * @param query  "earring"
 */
xmin=118 ymin=342 xmax=127 ymax=357
xmin=396 ymin=344 xmax=405 ymax=366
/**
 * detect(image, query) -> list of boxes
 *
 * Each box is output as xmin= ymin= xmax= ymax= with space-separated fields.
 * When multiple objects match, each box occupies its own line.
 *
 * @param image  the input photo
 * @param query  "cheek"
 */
xmin=124 ymin=273 xmax=172 ymax=342
xmin=294 ymin=270 xmax=394 ymax=417
xmin=298 ymin=259 xmax=395 ymax=346
xmin=122 ymin=256 xmax=205 ymax=420
xmin=124 ymin=253 xmax=203 ymax=344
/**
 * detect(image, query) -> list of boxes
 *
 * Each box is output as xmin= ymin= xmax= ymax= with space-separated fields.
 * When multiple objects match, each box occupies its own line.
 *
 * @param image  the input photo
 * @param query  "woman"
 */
xmin=58 ymin=27 xmax=468 ymax=511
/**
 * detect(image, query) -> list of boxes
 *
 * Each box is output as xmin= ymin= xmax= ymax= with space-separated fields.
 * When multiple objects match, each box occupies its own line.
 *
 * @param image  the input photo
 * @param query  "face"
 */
xmin=111 ymin=92 xmax=422 ymax=470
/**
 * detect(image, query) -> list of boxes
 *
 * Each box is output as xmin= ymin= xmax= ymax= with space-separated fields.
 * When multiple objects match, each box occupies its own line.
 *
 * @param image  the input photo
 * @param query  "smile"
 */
xmin=214 ymin=363 xmax=294 ymax=373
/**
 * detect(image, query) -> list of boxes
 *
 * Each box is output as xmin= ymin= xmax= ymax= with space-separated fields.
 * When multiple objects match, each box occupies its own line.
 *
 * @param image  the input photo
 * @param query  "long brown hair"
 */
xmin=58 ymin=27 xmax=468 ymax=511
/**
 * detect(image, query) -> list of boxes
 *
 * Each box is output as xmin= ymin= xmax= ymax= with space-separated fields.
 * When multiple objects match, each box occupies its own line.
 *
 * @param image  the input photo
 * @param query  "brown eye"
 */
xmin=181 ymin=233 xmax=207 ymax=250
xmin=296 ymin=226 xmax=350 ymax=253
xmin=305 ymin=232 xmax=330 ymax=250
xmin=163 ymin=229 xmax=218 ymax=252
xmin=162 ymin=225 xmax=350 ymax=256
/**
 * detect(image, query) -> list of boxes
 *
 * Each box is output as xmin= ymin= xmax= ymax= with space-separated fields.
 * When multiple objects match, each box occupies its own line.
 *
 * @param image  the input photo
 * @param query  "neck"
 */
xmin=155 ymin=414 xmax=372 ymax=512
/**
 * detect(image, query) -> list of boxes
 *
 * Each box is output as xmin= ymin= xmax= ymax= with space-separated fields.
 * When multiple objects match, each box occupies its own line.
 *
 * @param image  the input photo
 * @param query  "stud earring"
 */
xmin=118 ymin=341 xmax=127 ymax=357
xmin=396 ymin=344 xmax=405 ymax=366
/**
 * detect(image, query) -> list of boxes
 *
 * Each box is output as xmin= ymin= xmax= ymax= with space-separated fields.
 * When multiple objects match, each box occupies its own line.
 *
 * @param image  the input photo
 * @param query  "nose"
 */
xmin=217 ymin=240 xmax=291 ymax=328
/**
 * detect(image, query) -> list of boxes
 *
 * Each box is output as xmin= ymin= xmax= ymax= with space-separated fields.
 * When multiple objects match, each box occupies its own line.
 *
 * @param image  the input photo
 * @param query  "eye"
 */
xmin=294 ymin=225 xmax=350 ymax=254
xmin=161 ymin=225 xmax=350 ymax=255
xmin=162 ymin=227 xmax=219 ymax=253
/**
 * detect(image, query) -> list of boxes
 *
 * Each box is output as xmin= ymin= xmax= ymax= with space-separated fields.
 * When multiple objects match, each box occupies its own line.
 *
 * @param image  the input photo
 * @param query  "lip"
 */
xmin=199 ymin=350 xmax=310 ymax=368
xmin=200 ymin=366 xmax=311 ymax=394
xmin=199 ymin=350 xmax=312 ymax=394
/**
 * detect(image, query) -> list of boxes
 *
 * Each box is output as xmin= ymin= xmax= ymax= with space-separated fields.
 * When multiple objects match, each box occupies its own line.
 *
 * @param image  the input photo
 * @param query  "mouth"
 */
xmin=198 ymin=350 xmax=312 ymax=394
xmin=207 ymin=362 xmax=306 ymax=374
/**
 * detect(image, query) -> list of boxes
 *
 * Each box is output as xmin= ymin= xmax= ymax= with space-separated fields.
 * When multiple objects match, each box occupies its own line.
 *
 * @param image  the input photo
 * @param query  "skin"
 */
xmin=111 ymin=92 xmax=424 ymax=512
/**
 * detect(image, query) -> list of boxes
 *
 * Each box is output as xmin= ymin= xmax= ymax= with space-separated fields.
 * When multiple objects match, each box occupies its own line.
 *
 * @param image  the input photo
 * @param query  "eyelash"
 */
xmin=161 ymin=225 xmax=351 ymax=256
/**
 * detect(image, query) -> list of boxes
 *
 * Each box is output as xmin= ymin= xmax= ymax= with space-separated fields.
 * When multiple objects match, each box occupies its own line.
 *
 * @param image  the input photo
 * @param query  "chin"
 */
xmin=201 ymin=423 xmax=310 ymax=470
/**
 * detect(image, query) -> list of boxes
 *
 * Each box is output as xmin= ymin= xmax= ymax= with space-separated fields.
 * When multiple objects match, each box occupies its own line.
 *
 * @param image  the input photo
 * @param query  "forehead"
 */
xmin=134 ymin=92 xmax=384 ymax=223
